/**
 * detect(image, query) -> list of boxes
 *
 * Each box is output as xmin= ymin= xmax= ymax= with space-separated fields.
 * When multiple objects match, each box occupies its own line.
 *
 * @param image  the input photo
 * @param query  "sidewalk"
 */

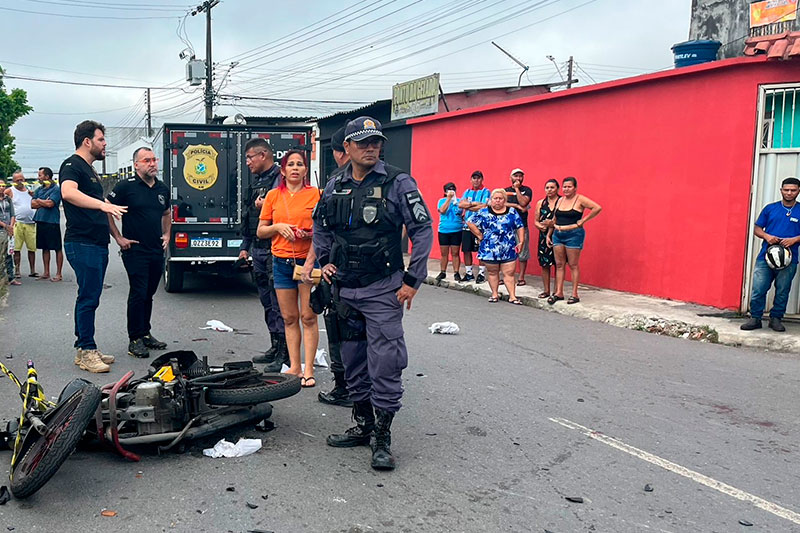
xmin=423 ymin=258 xmax=800 ymax=353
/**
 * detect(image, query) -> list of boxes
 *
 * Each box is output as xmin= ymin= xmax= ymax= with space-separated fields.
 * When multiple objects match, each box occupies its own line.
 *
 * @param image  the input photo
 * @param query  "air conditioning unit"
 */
xmin=186 ymin=59 xmax=206 ymax=86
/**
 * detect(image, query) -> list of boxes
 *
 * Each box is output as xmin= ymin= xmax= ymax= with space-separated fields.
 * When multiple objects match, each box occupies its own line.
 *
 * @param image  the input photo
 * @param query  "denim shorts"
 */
xmin=272 ymin=256 xmax=318 ymax=289
xmin=552 ymin=228 xmax=585 ymax=249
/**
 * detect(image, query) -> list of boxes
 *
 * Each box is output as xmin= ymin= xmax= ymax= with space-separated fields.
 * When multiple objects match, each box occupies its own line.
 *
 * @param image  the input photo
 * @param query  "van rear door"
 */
xmin=169 ymin=129 xmax=239 ymax=227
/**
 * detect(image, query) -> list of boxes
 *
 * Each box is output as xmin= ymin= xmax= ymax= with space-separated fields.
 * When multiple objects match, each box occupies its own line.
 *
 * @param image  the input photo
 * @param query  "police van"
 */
xmin=155 ymin=123 xmax=312 ymax=292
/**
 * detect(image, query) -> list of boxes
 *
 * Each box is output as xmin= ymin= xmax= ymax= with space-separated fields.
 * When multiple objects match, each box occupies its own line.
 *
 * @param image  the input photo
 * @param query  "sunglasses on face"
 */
xmin=354 ymin=138 xmax=383 ymax=149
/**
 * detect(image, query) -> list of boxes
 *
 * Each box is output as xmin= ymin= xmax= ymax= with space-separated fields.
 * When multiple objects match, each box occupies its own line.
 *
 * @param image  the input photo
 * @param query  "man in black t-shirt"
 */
xmin=108 ymin=147 xmax=171 ymax=358
xmin=505 ymin=168 xmax=533 ymax=286
xmin=60 ymin=120 xmax=127 ymax=373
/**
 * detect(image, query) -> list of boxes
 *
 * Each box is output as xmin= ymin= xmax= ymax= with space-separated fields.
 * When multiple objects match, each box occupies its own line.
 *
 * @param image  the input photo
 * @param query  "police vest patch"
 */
xmin=405 ymin=191 xmax=429 ymax=223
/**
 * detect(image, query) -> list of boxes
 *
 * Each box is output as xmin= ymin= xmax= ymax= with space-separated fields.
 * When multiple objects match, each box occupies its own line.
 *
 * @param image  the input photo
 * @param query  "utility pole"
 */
xmin=567 ymin=56 xmax=574 ymax=89
xmin=145 ymin=88 xmax=152 ymax=137
xmin=192 ymin=0 xmax=220 ymax=124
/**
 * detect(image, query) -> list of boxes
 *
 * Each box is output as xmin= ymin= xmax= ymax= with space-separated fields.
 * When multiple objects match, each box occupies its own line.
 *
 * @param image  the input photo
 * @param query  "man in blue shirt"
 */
xmin=31 ymin=167 xmax=63 ymax=281
xmin=458 ymin=170 xmax=490 ymax=283
xmin=741 ymin=177 xmax=800 ymax=332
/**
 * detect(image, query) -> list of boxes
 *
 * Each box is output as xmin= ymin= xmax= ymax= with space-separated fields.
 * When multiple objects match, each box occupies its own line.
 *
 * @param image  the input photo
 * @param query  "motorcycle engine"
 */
xmin=124 ymin=381 xmax=185 ymax=436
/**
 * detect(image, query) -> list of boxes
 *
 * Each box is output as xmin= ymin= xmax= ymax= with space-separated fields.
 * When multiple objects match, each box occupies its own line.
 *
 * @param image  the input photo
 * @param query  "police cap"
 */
xmin=344 ymin=116 xmax=388 ymax=142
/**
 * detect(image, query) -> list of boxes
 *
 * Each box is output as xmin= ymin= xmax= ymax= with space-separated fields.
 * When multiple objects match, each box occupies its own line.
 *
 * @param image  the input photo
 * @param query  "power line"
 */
xmin=273 ymin=0 xmax=565 ymax=99
xmin=379 ymin=0 xmax=600 ymax=77
xmin=1 ymin=73 xmax=189 ymax=90
xmin=0 ymin=6 xmax=180 ymax=19
xmin=0 ymin=59 xmax=166 ymax=84
xmin=217 ymin=95 xmax=372 ymax=105
xmin=222 ymin=0 xmax=383 ymax=65
xmin=23 ymin=0 xmax=190 ymax=12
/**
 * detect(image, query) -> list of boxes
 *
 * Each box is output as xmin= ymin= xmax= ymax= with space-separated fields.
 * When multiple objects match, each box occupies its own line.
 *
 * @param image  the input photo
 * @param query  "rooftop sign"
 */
xmin=391 ymin=73 xmax=440 ymax=121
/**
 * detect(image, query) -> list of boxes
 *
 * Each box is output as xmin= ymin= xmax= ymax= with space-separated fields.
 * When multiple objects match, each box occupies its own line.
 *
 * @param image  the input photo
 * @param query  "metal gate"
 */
xmin=743 ymin=83 xmax=800 ymax=315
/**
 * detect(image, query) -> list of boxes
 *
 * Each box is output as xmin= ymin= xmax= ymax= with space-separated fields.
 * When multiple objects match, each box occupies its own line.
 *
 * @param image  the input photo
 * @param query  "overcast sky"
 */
xmin=1 ymin=0 xmax=692 ymax=175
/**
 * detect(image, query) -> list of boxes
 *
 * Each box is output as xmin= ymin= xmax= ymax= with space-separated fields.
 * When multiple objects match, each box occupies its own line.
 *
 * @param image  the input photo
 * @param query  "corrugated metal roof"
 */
xmin=315 ymin=99 xmax=390 ymax=121
xmin=744 ymin=31 xmax=800 ymax=59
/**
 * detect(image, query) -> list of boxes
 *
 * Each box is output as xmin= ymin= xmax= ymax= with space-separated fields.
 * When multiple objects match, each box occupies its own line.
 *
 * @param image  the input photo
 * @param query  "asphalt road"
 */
xmin=0 ymin=252 xmax=799 ymax=533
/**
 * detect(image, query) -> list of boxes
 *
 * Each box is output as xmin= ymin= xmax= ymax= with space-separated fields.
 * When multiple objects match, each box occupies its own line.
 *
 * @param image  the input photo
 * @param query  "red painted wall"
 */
xmin=410 ymin=58 xmax=800 ymax=309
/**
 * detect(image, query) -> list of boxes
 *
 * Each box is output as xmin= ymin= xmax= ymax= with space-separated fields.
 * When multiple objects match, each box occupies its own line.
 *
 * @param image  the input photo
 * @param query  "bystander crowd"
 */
xmin=547 ymin=177 xmax=602 ymax=304
xmin=468 ymin=188 xmax=525 ymax=304
xmin=8 ymin=171 xmax=37 ymax=279
xmin=504 ymin=168 xmax=532 ymax=286
xmin=532 ymin=179 xmax=560 ymax=298
xmin=258 ymin=149 xmax=320 ymax=387
xmin=436 ymin=181 xmax=463 ymax=281
xmin=741 ymin=176 xmax=800 ymax=332
xmin=0 ymin=184 xmax=16 ymax=285
xmin=31 ymin=167 xmax=63 ymax=282
xmin=458 ymin=170 xmax=490 ymax=283
xmin=241 ymin=138 xmax=288 ymax=372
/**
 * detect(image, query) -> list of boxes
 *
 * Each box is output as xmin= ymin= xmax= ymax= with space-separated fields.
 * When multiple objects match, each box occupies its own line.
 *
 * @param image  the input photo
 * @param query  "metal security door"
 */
xmin=743 ymin=84 xmax=800 ymax=315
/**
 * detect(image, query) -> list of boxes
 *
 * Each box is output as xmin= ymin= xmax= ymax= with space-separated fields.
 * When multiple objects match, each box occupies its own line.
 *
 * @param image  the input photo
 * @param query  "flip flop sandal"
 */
xmin=488 ymin=297 xmax=499 ymax=303
xmin=516 ymin=279 xmax=527 ymax=286
xmin=567 ymin=297 xmax=581 ymax=304
xmin=301 ymin=376 xmax=316 ymax=388
xmin=35 ymin=276 xmax=50 ymax=281
xmin=509 ymin=299 xmax=523 ymax=305
xmin=547 ymin=295 xmax=564 ymax=305
xmin=50 ymin=275 xmax=62 ymax=282
xmin=28 ymin=273 xmax=39 ymax=278
xmin=538 ymin=292 xmax=550 ymax=298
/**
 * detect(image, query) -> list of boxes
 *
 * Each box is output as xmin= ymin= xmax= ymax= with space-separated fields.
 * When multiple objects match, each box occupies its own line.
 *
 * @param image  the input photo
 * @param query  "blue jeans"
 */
xmin=749 ymin=259 xmax=797 ymax=319
xmin=65 ymin=242 xmax=109 ymax=350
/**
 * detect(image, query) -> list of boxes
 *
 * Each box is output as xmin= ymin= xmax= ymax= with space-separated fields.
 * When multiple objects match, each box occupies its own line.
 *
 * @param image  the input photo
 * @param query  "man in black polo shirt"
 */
xmin=108 ymin=146 xmax=171 ymax=358
xmin=60 ymin=120 xmax=126 ymax=373
xmin=505 ymin=168 xmax=533 ymax=286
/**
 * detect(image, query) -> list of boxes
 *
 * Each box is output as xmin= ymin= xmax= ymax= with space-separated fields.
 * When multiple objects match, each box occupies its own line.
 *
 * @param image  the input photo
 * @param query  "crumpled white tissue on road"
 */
xmin=201 ymin=319 xmax=234 ymax=332
xmin=429 ymin=322 xmax=460 ymax=334
xmin=202 ymin=438 xmax=262 ymax=458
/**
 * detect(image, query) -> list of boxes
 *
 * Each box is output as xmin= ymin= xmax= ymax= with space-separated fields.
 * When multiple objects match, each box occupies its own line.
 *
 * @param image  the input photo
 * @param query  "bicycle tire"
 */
xmin=10 ymin=382 xmax=101 ymax=499
xmin=206 ymin=372 xmax=301 ymax=406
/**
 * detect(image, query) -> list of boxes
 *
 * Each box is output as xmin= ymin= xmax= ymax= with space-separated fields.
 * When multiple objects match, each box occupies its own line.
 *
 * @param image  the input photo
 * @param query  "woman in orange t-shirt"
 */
xmin=257 ymin=150 xmax=320 ymax=386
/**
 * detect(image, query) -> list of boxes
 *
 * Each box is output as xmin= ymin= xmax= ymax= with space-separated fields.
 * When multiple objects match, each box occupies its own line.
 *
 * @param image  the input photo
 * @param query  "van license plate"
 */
xmin=190 ymin=238 xmax=222 ymax=248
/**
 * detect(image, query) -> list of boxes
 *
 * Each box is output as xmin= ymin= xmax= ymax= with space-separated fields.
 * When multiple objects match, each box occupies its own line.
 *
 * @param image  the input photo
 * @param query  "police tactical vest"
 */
xmin=318 ymin=164 xmax=406 ymax=288
xmin=246 ymin=165 xmax=280 ymax=239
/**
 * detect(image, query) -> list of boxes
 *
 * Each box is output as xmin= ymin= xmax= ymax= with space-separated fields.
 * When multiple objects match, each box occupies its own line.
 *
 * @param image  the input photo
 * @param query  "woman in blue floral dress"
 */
xmin=467 ymin=188 xmax=525 ymax=304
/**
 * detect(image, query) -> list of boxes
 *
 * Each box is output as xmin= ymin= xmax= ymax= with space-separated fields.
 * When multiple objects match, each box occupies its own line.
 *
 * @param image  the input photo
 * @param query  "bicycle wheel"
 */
xmin=10 ymin=381 xmax=101 ymax=499
xmin=206 ymin=372 xmax=301 ymax=406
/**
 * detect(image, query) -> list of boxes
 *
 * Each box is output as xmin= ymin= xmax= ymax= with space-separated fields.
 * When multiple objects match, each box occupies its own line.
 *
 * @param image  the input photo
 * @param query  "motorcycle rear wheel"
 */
xmin=10 ymin=382 xmax=101 ymax=499
xmin=206 ymin=372 xmax=301 ymax=406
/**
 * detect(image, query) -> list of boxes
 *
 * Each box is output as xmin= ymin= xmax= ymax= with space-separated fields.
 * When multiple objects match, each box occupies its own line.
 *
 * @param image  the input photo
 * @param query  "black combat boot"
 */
xmin=371 ymin=409 xmax=396 ymax=471
xmin=318 ymin=371 xmax=353 ymax=407
xmin=253 ymin=332 xmax=280 ymax=364
xmin=262 ymin=335 xmax=289 ymax=373
xmin=326 ymin=400 xmax=374 ymax=447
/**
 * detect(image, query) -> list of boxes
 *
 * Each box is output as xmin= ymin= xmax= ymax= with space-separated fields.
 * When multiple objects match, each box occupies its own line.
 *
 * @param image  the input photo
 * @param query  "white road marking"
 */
xmin=549 ymin=417 xmax=800 ymax=526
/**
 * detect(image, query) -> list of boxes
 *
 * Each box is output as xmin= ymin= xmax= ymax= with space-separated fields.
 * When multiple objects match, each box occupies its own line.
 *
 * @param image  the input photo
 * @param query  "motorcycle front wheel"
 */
xmin=10 ymin=381 xmax=101 ymax=499
xmin=205 ymin=372 xmax=301 ymax=406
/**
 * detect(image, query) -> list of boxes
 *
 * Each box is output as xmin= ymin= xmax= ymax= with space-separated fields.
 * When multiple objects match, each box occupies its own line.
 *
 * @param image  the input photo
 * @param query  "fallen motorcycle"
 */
xmin=1 ymin=350 xmax=300 ymax=499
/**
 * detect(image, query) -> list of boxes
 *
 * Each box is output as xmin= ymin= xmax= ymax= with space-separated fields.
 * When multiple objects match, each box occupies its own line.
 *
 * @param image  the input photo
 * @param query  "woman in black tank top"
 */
xmin=545 ymin=177 xmax=602 ymax=305
xmin=533 ymin=179 xmax=560 ymax=298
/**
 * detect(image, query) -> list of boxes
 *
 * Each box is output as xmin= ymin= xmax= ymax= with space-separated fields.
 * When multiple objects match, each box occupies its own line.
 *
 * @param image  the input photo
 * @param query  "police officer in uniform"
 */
xmin=313 ymin=116 xmax=433 ymax=470
xmin=309 ymin=126 xmax=352 ymax=407
xmin=239 ymin=138 xmax=288 ymax=370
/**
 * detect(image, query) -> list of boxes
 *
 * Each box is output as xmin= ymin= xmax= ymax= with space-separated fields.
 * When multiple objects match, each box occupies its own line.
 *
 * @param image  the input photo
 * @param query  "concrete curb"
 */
xmin=424 ymin=276 xmax=800 ymax=353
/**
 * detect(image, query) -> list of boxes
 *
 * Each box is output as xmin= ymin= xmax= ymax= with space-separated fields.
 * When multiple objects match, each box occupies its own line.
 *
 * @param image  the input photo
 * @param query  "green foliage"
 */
xmin=0 ymin=66 xmax=33 ymax=178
